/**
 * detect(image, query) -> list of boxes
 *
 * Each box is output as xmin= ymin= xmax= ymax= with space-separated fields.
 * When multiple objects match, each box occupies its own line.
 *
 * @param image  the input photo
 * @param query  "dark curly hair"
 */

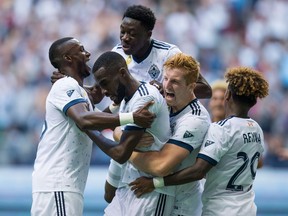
xmin=225 ymin=67 xmax=269 ymax=106
xmin=123 ymin=5 xmax=156 ymax=31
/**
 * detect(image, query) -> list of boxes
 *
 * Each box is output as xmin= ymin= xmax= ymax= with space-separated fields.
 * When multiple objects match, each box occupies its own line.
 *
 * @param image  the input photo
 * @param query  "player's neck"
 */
xmin=132 ymin=39 xmax=152 ymax=61
xmin=60 ymin=67 xmax=84 ymax=86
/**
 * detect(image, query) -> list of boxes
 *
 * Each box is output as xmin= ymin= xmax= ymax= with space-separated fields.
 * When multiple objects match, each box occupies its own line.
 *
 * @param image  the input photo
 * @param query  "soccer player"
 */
xmin=130 ymin=66 xmax=269 ymax=216
xmin=112 ymin=4 xmax=211 ymax=98
xmin=209 ymin=79 xmax=228 ymax=122
xmin=85 ymin=51 xmax=175 ymax=216
xmin=50 ymin=5 xmax=212 ymax=98
xmin=31 ymin=37 xmax=154 ymax=216
xmin=128 ymin=53 xmax=211 ymax=216
xmin=103 ymin=4 xmax=212 ymax=203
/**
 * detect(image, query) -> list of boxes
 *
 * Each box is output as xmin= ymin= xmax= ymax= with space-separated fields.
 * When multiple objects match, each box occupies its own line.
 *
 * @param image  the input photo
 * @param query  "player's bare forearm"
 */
xmin=86 ymin=129 xmax=145 ymax=164
xmin=164 ymin=158 xmax=212 ymax=186
xmin=130 ymin=151 xmax=168 ymax=176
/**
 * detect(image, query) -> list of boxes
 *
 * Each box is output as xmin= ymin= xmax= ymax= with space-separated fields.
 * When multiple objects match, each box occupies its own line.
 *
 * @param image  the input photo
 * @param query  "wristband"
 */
xmin=109 ymin=103 xmax=120 ymax=114
xmin=119 ymin=112 xmax=134 ymax=125
xmin=153 ymin=177 xmax=164 ymax=188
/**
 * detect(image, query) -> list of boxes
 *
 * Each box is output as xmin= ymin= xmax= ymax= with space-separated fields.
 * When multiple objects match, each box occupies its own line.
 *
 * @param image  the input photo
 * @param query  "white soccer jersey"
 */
xmin=168 ymin=99 xmax=211 ymax=216
xmin=112 ymin=39 xmax=181 ymax=83
xmin=198 ymin=116 xmax=265 ymax=216
xmin=32 ymin=76 xmax=93 ymax=196
xmin=118 ymin=82 xmax=174 ymax=195
xmin=106 ymin=39 xmax=180 ymax=189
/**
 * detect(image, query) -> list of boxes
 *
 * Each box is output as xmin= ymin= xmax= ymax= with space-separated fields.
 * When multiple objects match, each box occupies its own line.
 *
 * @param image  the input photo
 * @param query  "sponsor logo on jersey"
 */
xmin=126 ymin=55 xmax=132 ymax=65
xmin=148 ymin=64 xmax=160 ymax=79
xmin=247 ymin=121 xmax=254 ymax=127
xmin=204 ymin=140 xmax=214 ymax=147
xmin=183 ymin=130 xmax=194 ymax=138
xmin=66 ymin=90 xmax=74 ymax=97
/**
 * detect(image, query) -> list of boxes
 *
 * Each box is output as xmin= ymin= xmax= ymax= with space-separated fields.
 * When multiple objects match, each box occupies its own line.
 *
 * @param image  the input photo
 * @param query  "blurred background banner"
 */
xmin=0 ymin=0 xmax=288 ymax=215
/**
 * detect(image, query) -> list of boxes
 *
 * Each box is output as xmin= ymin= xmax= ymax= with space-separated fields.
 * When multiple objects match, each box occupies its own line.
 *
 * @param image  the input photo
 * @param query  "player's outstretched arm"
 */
xmin=164 ymin=158 xmax=212 ymax=186
xmin=66 ymin=100 xmax=155 ymax=131
xmin=86 ymin=129 xmax=146 ymax=164
xmin=129 ymin=157 xmax=213 ymax=197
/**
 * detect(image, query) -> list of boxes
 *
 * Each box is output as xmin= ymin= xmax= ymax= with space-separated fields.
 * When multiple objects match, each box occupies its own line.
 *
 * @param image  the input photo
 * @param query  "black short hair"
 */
xmin=123 ymin=5 xmax=156 ymax=31
xmin=49 ymin=37 xmax=73 ymax=69
xmin=92 ymin=51 xmax=127 ymax=74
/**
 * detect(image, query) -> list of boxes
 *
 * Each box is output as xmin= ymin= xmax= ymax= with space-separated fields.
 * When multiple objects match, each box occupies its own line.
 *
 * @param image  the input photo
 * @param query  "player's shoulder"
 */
xmin=152 ymin=39 xmax=179 ymax=51
xmin=214 ymin=116 xmax=235 ymax=127
xmin=51 ymin=76 xmax=79 ymax=93
xmin=136 ymin=82 xmax=160 ymax=97
xmin=111 ymin=43 xmax=122 ymax=51
xmin=54 ymin=76 xmax=77 ymax=87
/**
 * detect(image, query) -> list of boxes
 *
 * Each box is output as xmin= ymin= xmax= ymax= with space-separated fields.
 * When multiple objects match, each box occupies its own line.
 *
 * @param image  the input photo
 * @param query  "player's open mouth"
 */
xmin=122 ymin=43 xmax=131 ymax=50
xmin=165 ymin=92 xmax=175 ymax=98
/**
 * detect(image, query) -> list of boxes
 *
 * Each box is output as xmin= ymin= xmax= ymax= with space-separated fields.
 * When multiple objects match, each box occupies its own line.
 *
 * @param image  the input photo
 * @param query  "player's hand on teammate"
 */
xmin=133 ymin=100 xmax=156 ymax=128
xmin=84 ymin=83 xmax=104 ymax=105
xmin=150 ymin=80 xmax=164 ymax=96
xmin=129 ymin=176 xmax=154 ymax=197
xmin=51 ymin=70 xmax=65 ymax=84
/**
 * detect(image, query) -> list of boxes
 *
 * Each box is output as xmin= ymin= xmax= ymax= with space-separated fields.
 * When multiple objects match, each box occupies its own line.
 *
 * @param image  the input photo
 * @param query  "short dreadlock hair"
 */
xmin=123 ymin=5 xmax=156 ymax=31
xmin=225 ymin=67 xmax=269 ymax=106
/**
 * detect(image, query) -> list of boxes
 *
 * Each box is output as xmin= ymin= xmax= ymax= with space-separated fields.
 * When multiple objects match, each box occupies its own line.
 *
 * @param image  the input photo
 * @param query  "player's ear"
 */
xmin=189 ymin=82 xmax=196 ymax=93
xmin=63 ymin=54 xmax=72 ymax=62
xmin=147 ymin=30 xmax=152 ymax=38
xmin=119 ymin=67 xmax=128 ymax=77
xmin=225 ymin=89 xmax=231 ymax=101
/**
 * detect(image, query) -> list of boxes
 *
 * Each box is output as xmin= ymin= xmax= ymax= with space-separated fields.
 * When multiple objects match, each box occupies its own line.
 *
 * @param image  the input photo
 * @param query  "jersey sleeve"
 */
xmin=168 ymin=116 xmax=209 ymax=153
xmin=50 ymin=78 xmax=88 ymax=115
xmin=197 ymin=123 xmax=229 ymax=165
xmin=165 ymin=45 xmax=181 ymax=60
xmin=123 ymin=86 xmax=163 ymax=130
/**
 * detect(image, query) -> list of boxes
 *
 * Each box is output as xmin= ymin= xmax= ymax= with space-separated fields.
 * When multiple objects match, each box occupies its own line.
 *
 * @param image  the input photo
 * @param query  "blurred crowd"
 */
xmin=0 ymin=0 xmax=288 ymax=167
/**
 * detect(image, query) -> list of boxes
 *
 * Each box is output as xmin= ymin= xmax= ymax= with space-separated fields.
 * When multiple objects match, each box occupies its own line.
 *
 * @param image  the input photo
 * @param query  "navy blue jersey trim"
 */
xmin=138 ymin=83 xmax=149 ymax=96
xmin=170 ymin=98 xmax=199 ymax=117
xmin=63 ymin=98 xmax=87 ymax=115
xmin=217 ymin=116 xmax=234 ymax=126
xmin=54 ymin=191 xmax=66 ymax=216
xmin=124 ymin=125 xmax=145 ymax=131
xmin=190 ymin=100 xmax=201 ymax=116
xmin=155 ymin=193 xmax=167 ymax=216
xmin=133 ymin=41 xmax=153 ymax=63
xmin=153 ymin=44 xmax=170 ymax=50
xmin=115 ymin=44 xmax=122 ymax=49
xmin=153 ymin=40 xmax=171 ymax=49
xmin=197 ymin=153 xmax=217 ymax=166
xmin=168 ymin=139 xmax=194 ymax=152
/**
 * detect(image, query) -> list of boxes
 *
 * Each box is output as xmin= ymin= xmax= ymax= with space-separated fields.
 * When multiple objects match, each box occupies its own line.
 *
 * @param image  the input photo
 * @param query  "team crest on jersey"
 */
xmin=205 ymin=140 xmax=214 ymax=147
xmin=148 ymin=64 xmax=160 ymax=79
xmin=66 ymin=89 xmax=74 ymax=97
xmin=183 ymin=130 xmax=194 ymax=138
